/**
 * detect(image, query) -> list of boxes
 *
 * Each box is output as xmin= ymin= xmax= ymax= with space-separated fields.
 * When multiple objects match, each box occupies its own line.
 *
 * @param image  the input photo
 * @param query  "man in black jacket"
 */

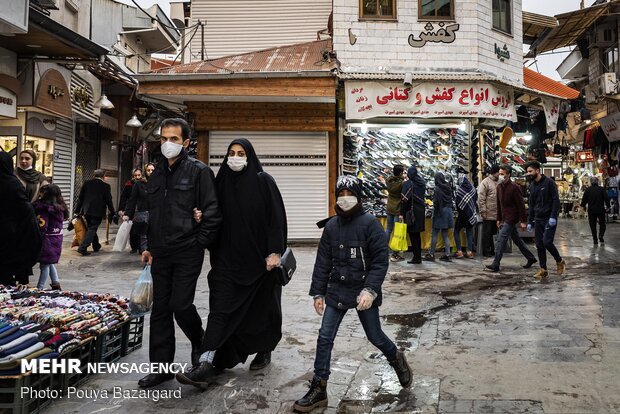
xmin=526 ymin=161 xmax=565 ymax=279
xmin=138 ymin=118 xmax=222 ymax=389
xmin=581 ymin=176 xmax=610 ymax=245
xmin=74 ymin=169 xmax=115 ymax=256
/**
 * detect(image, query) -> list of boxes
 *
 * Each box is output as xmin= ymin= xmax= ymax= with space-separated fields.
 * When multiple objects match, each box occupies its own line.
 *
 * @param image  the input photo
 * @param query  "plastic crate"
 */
xmin=61 ymin=338 xmax=94 ymax=388
xmin=92 ymin=321 xmax=126 ymax=363
xmin=121 ymin=316 xmax=144 ymax=357
xmin=0 ymin=370 xmax=63 ymax=414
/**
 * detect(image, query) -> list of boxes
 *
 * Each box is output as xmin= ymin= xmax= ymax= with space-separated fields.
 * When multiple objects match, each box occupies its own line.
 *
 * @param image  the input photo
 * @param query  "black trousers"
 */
xmin=481 ymin=220 xmax=498 ymax=255
xmin=129 ymin=225 xmax=141 ymax=251
xmin=407 ymin=231 xmax=422 ymax=262
xmin=79 ymin=215 xmax=102 ymax=251
xmin=588 ymin=213 xmax=606 ymax=242
xmin=150 ymin=246 xmax=205 ymax=363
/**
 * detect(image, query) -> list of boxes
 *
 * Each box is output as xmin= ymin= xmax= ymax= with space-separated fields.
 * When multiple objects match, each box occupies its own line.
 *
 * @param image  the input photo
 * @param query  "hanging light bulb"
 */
xmin=126 ymin=114 xmax=142 ymax=128
xmin=94 ymin=93 xmax=114 ymax=109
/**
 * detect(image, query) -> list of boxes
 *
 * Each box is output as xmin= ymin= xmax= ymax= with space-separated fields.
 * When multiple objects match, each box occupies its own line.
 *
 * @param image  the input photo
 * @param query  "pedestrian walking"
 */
xmin=292 ymin=175 xmax=412 ymax=413
xmin=581 ymin=176 xmax=610 ymax=246
xmin=477 ymin=165 xmax=500 ymax=257
xmin=424 ymin=172 xmax=454 ymax=262
xmin=123 ymin=164 xmax=154 ymax=254
xmin=526 ymin=161 xmax=566 ymax=278
xmin=400 ymin=166 xmax=426 ymax=264
xmin=454 ymin=176 xmax=477 ymax=259
xmin=15 ymin=149 xmax=48 ymax=203
xmin=118 ymin=168 xmax=143 ymax=253
xmin=176 ymin=138 xmax=287 ymax=389
xmin=74 ymin=169 xmax=116 ymax=256
xmin=0 ymin=151 xmax=42 ymax=286
xmin=484 ymin=165 xmax=537 ymax=272
xmin=138 ymin=118 xmax=222 ymax=389
xmin=386 ymin=165 xmax=405 ymax=262
xmin=34 ymin=184 xmax=69 ymax=290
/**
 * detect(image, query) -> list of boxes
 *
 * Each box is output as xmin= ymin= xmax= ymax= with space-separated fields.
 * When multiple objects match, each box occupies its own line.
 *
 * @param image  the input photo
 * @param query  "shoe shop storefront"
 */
xmin=343 ymin=80 xmax=517 ymax=248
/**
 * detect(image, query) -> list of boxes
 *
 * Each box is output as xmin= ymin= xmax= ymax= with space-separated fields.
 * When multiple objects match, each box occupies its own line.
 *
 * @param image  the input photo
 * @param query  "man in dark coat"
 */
xmin=74 ymin=169 xmax=115 ymax=256
xmin=485 ymin=165 xmax=537 ymax=273
xmin=0 ymin=151 xmax=42 ymax=286
xmin=581 ymin=176 xmax=610 ymax=245
xmin=526 ymin=161 xmax=565 ymax=278
xmin=293 ymin=175 xmax=412 ymax=412
xmin=118 ymin=168 xmax=143 ymax=253
xmin=138 ymin=118 xmax=222 ymax=389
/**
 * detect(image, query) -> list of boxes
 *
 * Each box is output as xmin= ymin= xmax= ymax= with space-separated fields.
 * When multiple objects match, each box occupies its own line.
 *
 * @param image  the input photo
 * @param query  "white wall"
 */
xmin=333 ymin=0 xmax=523 ymax=84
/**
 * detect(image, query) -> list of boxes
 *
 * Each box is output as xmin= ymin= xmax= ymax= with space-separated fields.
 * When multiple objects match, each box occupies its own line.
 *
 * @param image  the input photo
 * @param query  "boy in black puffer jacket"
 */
xmin=293 ymin=175 xmax=412 ymax=413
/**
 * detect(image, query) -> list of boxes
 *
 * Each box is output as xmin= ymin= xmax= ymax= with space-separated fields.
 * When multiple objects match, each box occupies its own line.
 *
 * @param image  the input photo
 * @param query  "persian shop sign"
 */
xmin=599 ymin=111 xmax=620 ymax=143
xmin=346 ymin=81 xmax=517 ymax=121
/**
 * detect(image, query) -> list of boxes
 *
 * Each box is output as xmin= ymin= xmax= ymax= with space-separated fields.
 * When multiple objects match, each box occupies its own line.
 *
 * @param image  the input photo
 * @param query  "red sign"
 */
xmin=576 ymin=150 xmax=594 ymax=162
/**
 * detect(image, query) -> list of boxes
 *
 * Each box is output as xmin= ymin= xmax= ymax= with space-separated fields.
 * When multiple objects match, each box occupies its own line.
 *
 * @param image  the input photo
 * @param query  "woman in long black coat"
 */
xmin=176 ymin=138 xmax=287 ymax=388
xmin=0 ymin=151 xmax=42 ymax=285
xmin=401 ymin=166 xmax=426 ymax=264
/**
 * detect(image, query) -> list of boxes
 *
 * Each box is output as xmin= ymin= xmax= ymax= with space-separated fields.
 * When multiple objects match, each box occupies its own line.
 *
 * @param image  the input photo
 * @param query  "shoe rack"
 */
xmin=343 ymin=126 xmax=470 ymax=217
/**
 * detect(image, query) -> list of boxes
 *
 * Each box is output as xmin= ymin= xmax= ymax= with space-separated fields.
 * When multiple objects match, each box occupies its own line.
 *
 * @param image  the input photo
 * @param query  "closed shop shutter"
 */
xmin=209 ymin=131 xmax=328 ymax=240
xmin=53 ymin=118 xmax=75 ymax=213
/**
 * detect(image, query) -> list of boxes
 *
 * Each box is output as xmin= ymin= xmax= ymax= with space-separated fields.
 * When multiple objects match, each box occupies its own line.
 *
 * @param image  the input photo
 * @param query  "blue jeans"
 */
xmin=454 ymin=225 xmax=474 ymax=252
xmin=430 ymin=228 xmax=451 ymax=256
xmin=492 ymin=223 xmax=536 ymax=267
xmin=37 ymin=264 xmax=59 ymax=289
xmin=314 ymin=305 xmax=397 ymax=380
xmin=534 ymin=220 xmax=562 ymax=269
xmin=386 ymin=214 xmax=401 ymax=252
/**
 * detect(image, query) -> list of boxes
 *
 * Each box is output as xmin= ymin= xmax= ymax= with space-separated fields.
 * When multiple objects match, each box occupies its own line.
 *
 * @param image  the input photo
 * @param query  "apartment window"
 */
xmin=360 ymin=0 xmax=397 ymax=20
xmin=603 ymin=47 xmax=619 ymax=74
xmin=418 ymin=0 xmax=454 ymax=20
xmin=492 ymin=0 xmax=512 ymax=34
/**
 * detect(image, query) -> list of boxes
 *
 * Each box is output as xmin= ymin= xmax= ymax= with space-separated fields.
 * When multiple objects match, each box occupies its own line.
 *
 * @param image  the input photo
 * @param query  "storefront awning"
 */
xmin=522 ymin=11 xmax=557 ymax=45
xmin=521 ymin=67 xmax=580 ymax=100
xmin=527 ymin=2 xmax=610 ymax=56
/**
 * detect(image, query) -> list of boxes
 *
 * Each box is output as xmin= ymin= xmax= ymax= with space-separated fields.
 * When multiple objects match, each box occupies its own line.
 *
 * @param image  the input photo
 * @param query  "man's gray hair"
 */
xmin=591 ymin=176 xmax=599 ymax=185
xmin=94 ymin=169 xmax=105 ymax=178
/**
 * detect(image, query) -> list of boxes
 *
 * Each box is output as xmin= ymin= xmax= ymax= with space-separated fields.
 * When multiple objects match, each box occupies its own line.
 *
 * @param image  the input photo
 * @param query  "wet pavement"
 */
xmin=39 ymin=218 xmax=619 ymax=413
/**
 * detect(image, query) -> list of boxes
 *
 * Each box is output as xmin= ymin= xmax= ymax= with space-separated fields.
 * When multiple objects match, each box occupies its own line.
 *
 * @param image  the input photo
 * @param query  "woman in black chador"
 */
xmin=177 ymin=138 xmax=287 ymax=388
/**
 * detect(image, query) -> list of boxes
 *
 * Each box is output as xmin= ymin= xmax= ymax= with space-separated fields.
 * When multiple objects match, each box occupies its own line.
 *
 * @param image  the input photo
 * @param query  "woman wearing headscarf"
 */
xmin=424 ymin=172 xmax=454 ymax=262
xmin=176 ymin=138 xmax=287 ymax=388
xmin=0 ymin=151 xmax=42 ymax=286
xmin=454 ymin=176 xmax=478 ymax=259
xmin=400 ymin=167 xmax=426 ymax=264
xmin=15 ymin=150 xmax=48 ymax=203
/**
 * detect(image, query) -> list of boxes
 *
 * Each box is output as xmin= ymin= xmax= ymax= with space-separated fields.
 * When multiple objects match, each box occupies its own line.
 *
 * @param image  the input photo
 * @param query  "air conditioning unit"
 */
xmin=585 ymin=84 xmax=597 ymax=103
xmin=598 ymin=72 xmax=618 ymax=95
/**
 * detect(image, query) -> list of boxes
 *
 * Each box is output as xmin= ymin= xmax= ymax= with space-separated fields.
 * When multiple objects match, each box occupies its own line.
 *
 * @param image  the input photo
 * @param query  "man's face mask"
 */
xmin=336 ymin=196 xmax=358 ymax=211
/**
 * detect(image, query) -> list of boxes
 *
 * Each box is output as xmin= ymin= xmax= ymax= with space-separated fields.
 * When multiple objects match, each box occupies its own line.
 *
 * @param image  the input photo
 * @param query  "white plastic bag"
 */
xmin=113 ymin=220 xmax=133 ymax=252
xmin=129 ymin=265 xmax=153 ymax=316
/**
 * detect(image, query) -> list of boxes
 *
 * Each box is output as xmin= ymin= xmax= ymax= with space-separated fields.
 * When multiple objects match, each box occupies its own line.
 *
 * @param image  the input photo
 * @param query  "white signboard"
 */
xmin=541 ymin=97 xmax=560 ymax=133
xmin=599 ymin=111 xmax=620 ymax=143
xmin=346 ymin=81 xmax=516 ymax=121
xmin=0 ymin=87 xmax=16 ymax=118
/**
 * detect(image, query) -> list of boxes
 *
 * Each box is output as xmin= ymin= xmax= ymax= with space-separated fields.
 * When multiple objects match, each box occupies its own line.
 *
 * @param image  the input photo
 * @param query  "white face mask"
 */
xmin=337 ymin=195 xmax=358 ymax=211
xmin=19 ymin=166 xmax=33 ymax=171
xmin=498 ymin=175 xmax=506 ymax=183
xmin=227 ymin=156 xmax=247 ymax=172
xmin=161 ymin=141 xmax=183 ymax=159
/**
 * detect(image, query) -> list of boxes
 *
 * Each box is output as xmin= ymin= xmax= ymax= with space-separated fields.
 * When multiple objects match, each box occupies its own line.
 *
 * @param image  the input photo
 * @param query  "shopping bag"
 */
xmin=389 ymin=222 xmax=409 ymax=252
xmin=113 ymin=220 xmax=132 ymax=252
xmin=71 ymin=216 xmax=87 ymax=248
xmin=129 ymin=265 xmax=153 ymax=316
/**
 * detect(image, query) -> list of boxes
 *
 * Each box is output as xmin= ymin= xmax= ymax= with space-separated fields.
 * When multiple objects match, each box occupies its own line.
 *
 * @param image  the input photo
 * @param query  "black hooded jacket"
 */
xmin=146 ymin=151 xmax=222 ymax=256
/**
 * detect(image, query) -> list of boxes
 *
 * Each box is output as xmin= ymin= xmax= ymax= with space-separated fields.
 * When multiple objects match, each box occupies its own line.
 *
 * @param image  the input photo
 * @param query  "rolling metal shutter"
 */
xmin=53 ymin=118 xmax=75 ymax=214
xmin=209 ymin=131 xmax=328 ymax=240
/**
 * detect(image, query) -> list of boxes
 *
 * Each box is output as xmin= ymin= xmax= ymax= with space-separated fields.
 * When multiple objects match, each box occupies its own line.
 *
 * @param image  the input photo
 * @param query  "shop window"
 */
xmin=492 ymin=0 xmax=512 ymax=35
xmin=24 ymin=136 xmax=54 ymax=179
xmin=360 ymin=0 xmax=397 ymax=20
xmin=0 ymin=136 xmax=18 ymax=166
xmin=418 ymin=0 xmax=454 ymax=21
xmin=603 ymin=46 xmax=619 ymax=75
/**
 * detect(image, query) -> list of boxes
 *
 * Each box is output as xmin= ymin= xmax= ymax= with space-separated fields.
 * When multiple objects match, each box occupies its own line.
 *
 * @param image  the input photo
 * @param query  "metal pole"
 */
xmin=201 ymin=21 xmax=205 ymax=61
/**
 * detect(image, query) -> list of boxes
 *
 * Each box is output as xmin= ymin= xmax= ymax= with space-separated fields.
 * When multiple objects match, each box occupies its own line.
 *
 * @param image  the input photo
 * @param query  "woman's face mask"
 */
xmin=227 ymin=156 xmax=247 ymax=172
xmin=336 ymin=196 xmax=358 ymax=211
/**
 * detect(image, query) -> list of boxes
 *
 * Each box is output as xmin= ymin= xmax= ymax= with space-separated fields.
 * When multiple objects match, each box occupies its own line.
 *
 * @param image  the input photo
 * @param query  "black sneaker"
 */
xmin=484 ymin=264 xmax=499 ymax=272
xmin=439 ymin=255 xmax=452 ymax=262
xmin=388 ymin=350 xmax=413 ymax=388
xmin=249 ymin=351 xmax=271 ymax=370
xmin=522 ymin=258 xmax=537 ymax=269
xmin=599 ymin=237 xmax=605 ymax=244
xmin=422 ymin=254 xmax=435 ymax=262
xmin=77 ymin=249 xmax=91 ymax=256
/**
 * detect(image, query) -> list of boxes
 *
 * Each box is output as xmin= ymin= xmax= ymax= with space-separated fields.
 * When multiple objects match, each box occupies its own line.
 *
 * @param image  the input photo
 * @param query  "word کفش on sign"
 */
xmin=408 ymin=22 xmax=459 ymax=48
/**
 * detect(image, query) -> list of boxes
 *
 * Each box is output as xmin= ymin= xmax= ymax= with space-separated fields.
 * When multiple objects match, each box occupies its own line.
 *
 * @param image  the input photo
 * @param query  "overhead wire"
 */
xmin=171 ymin=24 xmax=200 ymax=66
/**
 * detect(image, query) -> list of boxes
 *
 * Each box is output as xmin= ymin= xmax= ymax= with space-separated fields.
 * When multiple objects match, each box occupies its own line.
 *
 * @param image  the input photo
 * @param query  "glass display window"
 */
xmin=23 ymin=135 xmax=54 ymax=178
xmin=0 ymin=136 xmax=18 ymax=166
